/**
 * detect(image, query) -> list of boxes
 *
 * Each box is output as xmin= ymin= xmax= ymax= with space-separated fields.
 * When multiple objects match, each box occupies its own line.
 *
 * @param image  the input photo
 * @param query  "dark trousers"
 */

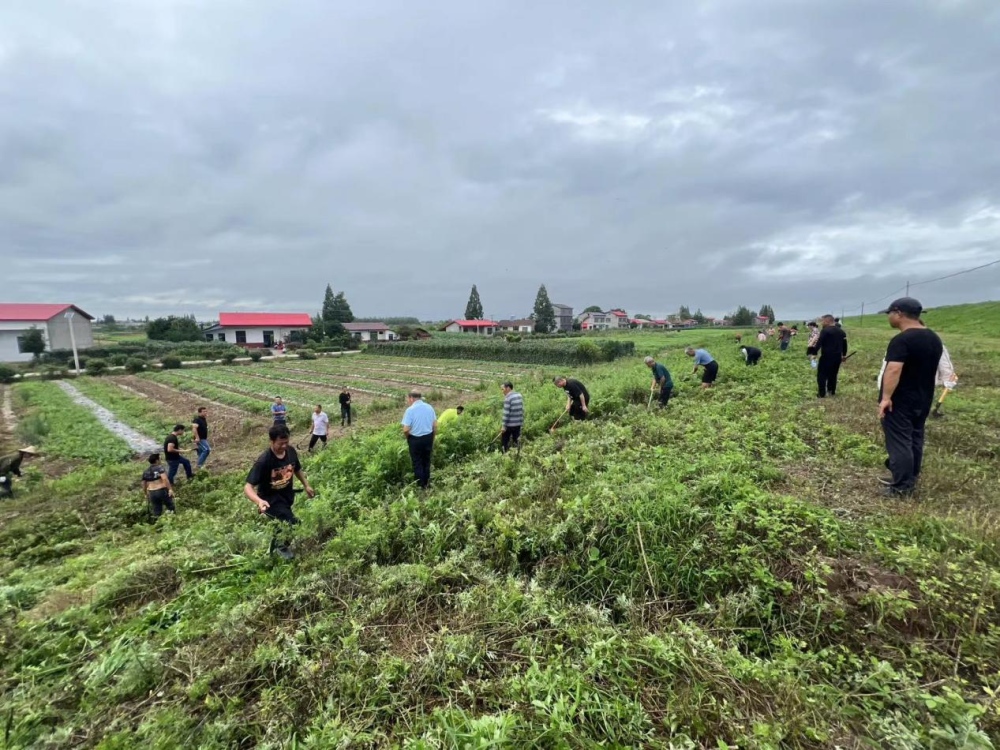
xmin=308 ymin=433 xmax=328 ymax=450
xmin=746 ymin=352 xmax=761 ymax=366
xmin=264 ymin=500 xmax=299 ymax=550
xmin=0 ymin=477 xmax=13 ymax=498
xmin=882 ymin=404 xmax=929 ymax=493
xmin=817 ymin=357 xmax=841 ymax=397
xmin=167 ymin=456 xmax=193 ymax=483
xmin=780 ymin=340 xmax=790 ymax=351
xmin=658 ymin=384 xmax=673 ymax=407
xmin=341 ymin=405 xmax=352 ymax=426
xmin=148 ymin=488 xmax=175 ymax=518
xmin=569 ymin=401 xmax=588 ymax=420
xmin=407 ymin=433 xmax=434 ymax=488
xmin=502 ymin=425 xmax=522 ymax=452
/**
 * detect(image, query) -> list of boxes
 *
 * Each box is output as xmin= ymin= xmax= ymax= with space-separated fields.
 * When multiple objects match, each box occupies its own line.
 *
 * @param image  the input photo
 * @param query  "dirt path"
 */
xmin=1 ymin=385 xmax=15 ymax=435
xmin=56 ymin=381 xmax=159 ymax=453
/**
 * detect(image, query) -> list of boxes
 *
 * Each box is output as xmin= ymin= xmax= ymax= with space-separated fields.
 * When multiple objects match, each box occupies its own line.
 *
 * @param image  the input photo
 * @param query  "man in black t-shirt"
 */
xmin=741 ymin=346 xmax=762 ymax=366
xmin=339 ymin=388 xmax=352 ymax=427
xmin=553 ymin=376 xmax=590 ymax=422
xmin=877 ymin=297 xmax=943 ymax=496
xmin=192 ymin=407 xmax=211 ymax=470
xmin=244 ymin=423 xmax=315 ymax=559
xmin=164 ymin=425 xmax=193 ymax=484
xmin=142 ymin=453 xmax=174 ymax=518
xmin=815 ymin=315 xmax=848 ymax=397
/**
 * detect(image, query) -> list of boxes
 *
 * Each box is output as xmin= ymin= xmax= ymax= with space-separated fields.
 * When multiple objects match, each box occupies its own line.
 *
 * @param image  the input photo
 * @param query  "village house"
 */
xmin=204 ymin=312 xmax=312 ymax=347
xmin=551 ymin=303 xmax=574 ymax=332
xmin=608 ymin=310 xmax=630 ymax=328
xmin=443 ymin=320 xmax=498 ymax=335
xmin=576 ymin=311 xmax=613 ymax=330
xmin=0 ymin=303 xmax=94 ymax=363
xmin=343 ymin=322 xmax=397 ymax=342
xmin=498 ymin=319 xmax=535 ymax=333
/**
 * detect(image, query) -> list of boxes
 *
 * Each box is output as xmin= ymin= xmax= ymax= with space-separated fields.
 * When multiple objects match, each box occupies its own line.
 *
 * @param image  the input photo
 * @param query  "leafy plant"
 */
xmin=84 ymin=358 xmax=109 ymax=376
xmin=125 ymin=357 xmax=148 ymax=374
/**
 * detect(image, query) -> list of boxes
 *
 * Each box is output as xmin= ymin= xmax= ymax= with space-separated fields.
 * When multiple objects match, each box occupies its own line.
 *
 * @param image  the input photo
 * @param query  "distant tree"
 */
xmin=582 ymin=305 xmax=603 ymax=313
xmin=678 ymin=305 xmax=692 ymax=320
xmin=532 ymin=285 xmax=556 ymax=334
xmin=465 ymin=285 xmax=484 ymax=320
xmin=322 ymin=285 xmax=337 ymax=321
xmin=332 ymin=292 xmax=354 ymax=323
xmin=759 ymin=304 xmax=775 ymax=324
xmin=692 ymin=309 xmax=706 ymax=324
xmin=20 ymin=327 xmax=46 ymax=361
xmin=730 ymin=305 xmax=755 ymax=326
xmin=101 ymin=314 xmax=116 ymax=326
xmin=634 ymin=313 xmax=652 ymax=320
xmin=147 ymin=315 xmax=203 ymax=342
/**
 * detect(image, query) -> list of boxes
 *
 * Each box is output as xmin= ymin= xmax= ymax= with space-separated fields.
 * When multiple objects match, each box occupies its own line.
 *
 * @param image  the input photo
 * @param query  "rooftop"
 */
xmin=218 ymin=312 xmax=313 ymax=327
xmin=0 ymin=303 xmax=93 ymax=322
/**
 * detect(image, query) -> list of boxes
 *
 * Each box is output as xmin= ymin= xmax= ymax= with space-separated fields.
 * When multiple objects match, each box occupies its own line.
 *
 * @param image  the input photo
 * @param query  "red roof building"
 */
xmin=443 ymin=319 xmax=499 ymax=335
xmin=206 ymin=312 xmax=312 ymax=347
xmin=0 ymin=303 xmax=94 ymax=363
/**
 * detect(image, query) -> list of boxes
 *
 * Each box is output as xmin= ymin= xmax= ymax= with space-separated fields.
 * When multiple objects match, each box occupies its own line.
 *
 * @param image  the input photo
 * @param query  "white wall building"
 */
xmin=343 ymin=322 xmax=397 ymax=341
xmin=0 ymin=304 xmax=94 ymax=363
xmin=204 ymin=312 xmax=312 ymax=347
xmin=497 ymin=319 xmax=535 ymax=333
xmin=443 ymin=320 xmax=497 ymax=335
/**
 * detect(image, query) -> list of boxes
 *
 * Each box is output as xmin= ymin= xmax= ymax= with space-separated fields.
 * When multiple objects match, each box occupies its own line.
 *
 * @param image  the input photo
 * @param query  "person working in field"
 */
xmin=401 ymin=391 xmax=437 ymax=489
xmin=271 ymin=397 xmax=287 ymax=426
xmin=309 ymin=404 xmax=329 ymax=451
xmin=0 ymin=446 xmax=38 ymax=499
xmin=741 ymin=345 xmax=762 ymax=366
xmin=805 ymin=321 xmax=821 ymax=369
xmin=142 ymin=453 xmax=175 ymax=518
xmin=778 ymin=323 xmax=792 ymax=352
xmin=438 ymin=405 xmax=464 ymax=429
xmin=192 ymin=406 xmax=211 ymax=470
xmin=244 ymin=423 xmax=315 ymax=560
xmin=644 ymin=356 xmax=674 ymax=407
xmin=877 ymin=297 xmax=942 ymax=497
xmin=553 ymin=376 xmax=590 ymax=421
xmin=501 ymin=382 xmax=524 ymax=452
xmin=339 ymin=388 xmax=352 ymax=427
xmin=163 ymin=424 xmax=194 ymax=484
xmin=685 ymin=347 xmax=719 ymax=388
xmin=815 ymin=314 xmax=848 ymax=398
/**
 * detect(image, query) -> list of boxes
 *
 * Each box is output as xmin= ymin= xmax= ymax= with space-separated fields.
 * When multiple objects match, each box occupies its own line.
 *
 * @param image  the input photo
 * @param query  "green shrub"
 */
xmin=125 ymin=357 xmax=147 ymax=374
xmin=41 ymin=366 xmax=67 ymax=380
xmin=161 ymin=355 xmax=183 ymax=370
xmin=0 ymin=365 xmax=16 ymax=384
xmin=220 ymin=351 xmax=238 ymax=365
xmin=85 ymin=358 xmax=108 ymax=376
xmin=366 ymin=339 xmax=635 ymax=365
xmin=297 ymin=349 xmax=318 ymax=360
xmin=249 ymin=350 xmax=264 ymax=362
xmin=109 ymin=354 xmax=129 ymax=366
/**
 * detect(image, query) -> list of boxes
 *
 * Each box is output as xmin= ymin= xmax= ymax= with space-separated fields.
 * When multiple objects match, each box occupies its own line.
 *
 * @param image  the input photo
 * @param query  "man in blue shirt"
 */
xmin=686 ymin=347 xmax=719 ymax=388
xmin=271 ymin=397 xmax=287 ymax=426
xmin=644 ymin=356 xmax=674 ymax=407
xmin=401 ymin=390 xmax=437 ymax=488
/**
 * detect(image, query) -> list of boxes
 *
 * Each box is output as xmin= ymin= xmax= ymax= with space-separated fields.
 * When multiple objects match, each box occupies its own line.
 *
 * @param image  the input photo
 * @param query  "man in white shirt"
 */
xmin=308 ymin=404 xmax=329 ymax=451
xmin=401 ymin=391 xmax=437 ymax=488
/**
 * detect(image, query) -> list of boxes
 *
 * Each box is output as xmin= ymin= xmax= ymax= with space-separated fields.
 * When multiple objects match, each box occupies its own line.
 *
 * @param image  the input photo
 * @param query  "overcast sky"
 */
xmin=2 ymin=0 xmax=999 ymax=321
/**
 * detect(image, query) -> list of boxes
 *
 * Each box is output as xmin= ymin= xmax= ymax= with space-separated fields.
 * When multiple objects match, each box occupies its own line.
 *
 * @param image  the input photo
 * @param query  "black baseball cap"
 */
xmin=879 ymin=297 xmax=923 ymax=315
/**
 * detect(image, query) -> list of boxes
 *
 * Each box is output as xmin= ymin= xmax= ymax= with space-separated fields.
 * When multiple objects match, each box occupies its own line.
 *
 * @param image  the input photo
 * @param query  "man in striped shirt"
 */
xmin=501 ymin=382 xmax=524 ymax=453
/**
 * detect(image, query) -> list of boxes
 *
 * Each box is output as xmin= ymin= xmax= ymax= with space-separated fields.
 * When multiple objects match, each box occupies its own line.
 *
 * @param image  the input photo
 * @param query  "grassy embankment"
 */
xmin=1 ymin=323 xmax=998 ymax=747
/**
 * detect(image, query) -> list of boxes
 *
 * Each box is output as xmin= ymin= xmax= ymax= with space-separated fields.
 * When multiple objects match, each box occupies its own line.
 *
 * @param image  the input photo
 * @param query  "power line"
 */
xmin=908 ymin=257 xmax=1000 ymax=289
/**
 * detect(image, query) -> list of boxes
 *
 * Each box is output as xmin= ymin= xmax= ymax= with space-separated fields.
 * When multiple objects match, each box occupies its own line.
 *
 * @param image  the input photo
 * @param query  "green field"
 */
xmin=1 ymin=317 xmax=998 ymax=747
xmin=844 ymin=300 xmax=1000 ymax=337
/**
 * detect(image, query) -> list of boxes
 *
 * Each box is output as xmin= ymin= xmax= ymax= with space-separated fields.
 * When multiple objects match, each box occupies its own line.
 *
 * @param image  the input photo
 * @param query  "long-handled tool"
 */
xmin=549 ymin=412 xmax=565 ymax=433
xmin=647 ymin=388 xmax=656 ymax=410
xmin=931 ymin=384 xmax=956 ymax=418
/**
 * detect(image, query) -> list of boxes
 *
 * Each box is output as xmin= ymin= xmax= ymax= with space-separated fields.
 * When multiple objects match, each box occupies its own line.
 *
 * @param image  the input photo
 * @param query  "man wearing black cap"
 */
xmin=877 ymin=297 xmax=942 ymax=497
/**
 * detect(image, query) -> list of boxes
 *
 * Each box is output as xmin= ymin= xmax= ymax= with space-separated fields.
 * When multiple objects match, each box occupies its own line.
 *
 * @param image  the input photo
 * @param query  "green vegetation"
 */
xmin=146 ymin=315 xmax=204 ymax=342
xmin=1 ymin=321 xmax=998 ymax=746
xmin=367 ymin=338 xmax=635 ymax=364
xmin=843 ymin=300 xmax=1000 ymax=336
xmin=12 ymin=381 xmax=133 ymax=464
xmin=71 ymin=378 xmax=177 ymax=439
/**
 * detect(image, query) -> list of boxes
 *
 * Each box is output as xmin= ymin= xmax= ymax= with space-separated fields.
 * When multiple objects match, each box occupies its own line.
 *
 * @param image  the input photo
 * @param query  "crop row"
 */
xmin=70 ymin=377 xmax=179 ymax=440
xmin=146 ymin=371 xmax=278 ymax=415
xmin=260 ymin=361 xmax=477 ymax=394
xmin=275 ymin=358 xmax=486 ymax=386
xmin=13 ymin=381 xmax=133 ymax=465
xmin=328 ymin=355 xmax=538 ymax=379
xmin=365 ymin=338 xmax=636 ymax=365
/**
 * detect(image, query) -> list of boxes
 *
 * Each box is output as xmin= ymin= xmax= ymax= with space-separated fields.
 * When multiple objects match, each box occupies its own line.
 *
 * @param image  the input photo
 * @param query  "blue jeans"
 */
xmin=167 ymin=457 xmax=193 ymax=483
xmin=196 ymin=439 xmax=211 ymax=468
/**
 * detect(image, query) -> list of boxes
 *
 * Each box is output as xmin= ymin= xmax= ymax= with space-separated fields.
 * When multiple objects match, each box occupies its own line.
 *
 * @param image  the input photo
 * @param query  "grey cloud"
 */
xmin=1 ymin=0 xmax=998 ymax=321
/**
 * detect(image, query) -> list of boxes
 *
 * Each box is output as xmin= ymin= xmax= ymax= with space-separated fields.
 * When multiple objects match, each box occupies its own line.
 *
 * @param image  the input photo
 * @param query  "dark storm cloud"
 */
xmin=2 ymin=0 xmax=998 ymax=321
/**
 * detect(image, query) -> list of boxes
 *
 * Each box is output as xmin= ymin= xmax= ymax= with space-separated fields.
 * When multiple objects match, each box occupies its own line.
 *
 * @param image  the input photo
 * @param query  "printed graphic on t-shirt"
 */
xmin=270 ymin=463 xmax=294 ymax=490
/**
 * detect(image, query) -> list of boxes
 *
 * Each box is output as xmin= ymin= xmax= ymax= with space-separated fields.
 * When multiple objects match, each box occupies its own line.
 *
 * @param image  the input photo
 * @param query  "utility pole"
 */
xmin=65 ymin=310 xmax=81 ymax=375
xmin=906 ymin=280 xmax=910 ymax=296
xmin=860 ymin=302 xmax=865 ymax=328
